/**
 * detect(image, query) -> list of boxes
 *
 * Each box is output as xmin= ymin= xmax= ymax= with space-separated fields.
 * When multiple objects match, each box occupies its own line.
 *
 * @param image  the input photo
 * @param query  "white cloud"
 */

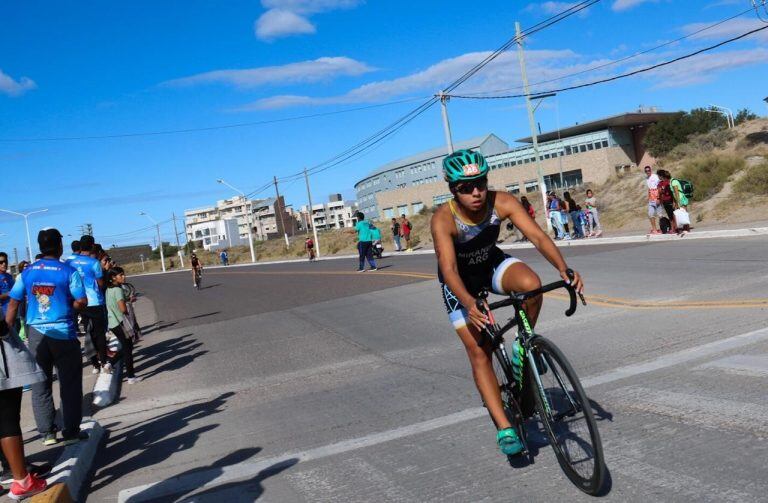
xmin=255 ymin=9 xmax=316 ymax=40
xmin=640 ymin=48 xmax=768 ymax=88
xmin=682 ymin=17 xmax=768 ymax=43
xmin=612 ymin=0 xmax=657 ymax=12
xmin=525 ymin=2 xmax=589 ymax=17
xmin=0 ymin=69 xmax=36 ymax=97
xmin=255 ymin=0 xmax=363 ymax=40
xmin=162 ymin=57 xmax=374 ymax=89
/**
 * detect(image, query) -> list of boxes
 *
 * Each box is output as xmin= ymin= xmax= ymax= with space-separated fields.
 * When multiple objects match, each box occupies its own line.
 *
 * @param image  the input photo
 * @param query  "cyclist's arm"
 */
xmin=496 ymin=192 xmax=583 ymax=292
xmin=431 ymin=209 xmax=488 ymax=330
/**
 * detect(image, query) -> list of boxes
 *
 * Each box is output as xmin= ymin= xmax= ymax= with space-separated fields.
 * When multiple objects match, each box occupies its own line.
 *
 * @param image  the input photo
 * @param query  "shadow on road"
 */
xmin=91 ymin=392 xmax=235 ymax=493
xmin=132 ymin=333 xmax=205 ymax=376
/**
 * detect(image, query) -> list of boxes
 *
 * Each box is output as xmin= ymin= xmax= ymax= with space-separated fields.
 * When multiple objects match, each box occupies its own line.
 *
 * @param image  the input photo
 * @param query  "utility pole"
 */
xmin=140 ymin=212 xmax=165 ymax=272
xmin=13 ymin=248 xmax=18 ymax=269
xmin=273 ymin=176 xmax=290 ymax=248
xmin=304 ymin=168 xmax=321 ymax=259
xmin=172 ymin=212 xmax=184 ymax=268
xmin=438 ymin=90 xmax=455 ymax=154
xmin=515 ymin=21 xmax=552 ymax=232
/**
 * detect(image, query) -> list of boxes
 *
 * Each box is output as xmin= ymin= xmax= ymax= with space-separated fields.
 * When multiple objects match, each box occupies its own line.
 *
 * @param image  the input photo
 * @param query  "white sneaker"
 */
xmin=101 ymin=363 xmax=113 ymax=375
xmin=126 ymin=377 xmax=142 ymax=384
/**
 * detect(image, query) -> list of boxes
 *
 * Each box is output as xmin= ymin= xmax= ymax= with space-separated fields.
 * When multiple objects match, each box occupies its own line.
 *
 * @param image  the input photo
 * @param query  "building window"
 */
xmin=545 ymin=169 xmax=583 ymax=189
xmin=587 ymin=143 xmax=594 ymax=151
xmin=397 ymin=204 xmax=409 ymax=216
xmin=506 ymin=183 xmax=520 ymax=194
xmin=383 ymin=207 xmax=394 ymax=218
xmin=412 ymin=201 xmax=424 ymax=213
xmin=524 ymin=179 xmax=539 ymax=193
xmin=433 ymin=193 xmax=453 ymax=205
xmin=593 ymin=142 xmax=602 ymax=149
xmin=602 ymin=140 xmax=609 ymax=148
xmin=579 ymin=144 xmax=587 ymax=153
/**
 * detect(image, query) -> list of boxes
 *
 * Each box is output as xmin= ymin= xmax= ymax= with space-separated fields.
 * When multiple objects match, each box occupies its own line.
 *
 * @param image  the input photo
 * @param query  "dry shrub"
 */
xmin=677 ymin=155 xmax=745 ymax=201
xmin=667 ymin=129 xmax=735 ymax=161
xmin=733 ymin=162 xmax=768 ymax=195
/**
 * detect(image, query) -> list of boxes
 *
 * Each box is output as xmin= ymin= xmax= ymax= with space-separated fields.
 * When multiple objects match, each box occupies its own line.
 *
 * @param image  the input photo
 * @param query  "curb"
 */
xmin=129 ymin=225 xmax=768 ymax=277
xmin=92 ymin=362 xmax=122 ymax=408
xmin=30 ymin=420 xmax=105 ymax=503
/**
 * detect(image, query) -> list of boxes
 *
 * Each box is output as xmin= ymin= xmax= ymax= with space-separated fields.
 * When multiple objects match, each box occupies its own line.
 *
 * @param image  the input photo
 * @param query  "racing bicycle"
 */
xmin=477 ymin=269 xmax=606 ymax=494
xmin=194 ymin=267 xmax=203 ymax=290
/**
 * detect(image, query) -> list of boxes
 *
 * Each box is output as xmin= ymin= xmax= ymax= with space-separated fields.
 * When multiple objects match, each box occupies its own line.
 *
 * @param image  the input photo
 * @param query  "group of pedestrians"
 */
xmin=390 ymin=215 xmax=412 ymax=252
xmin=645 ymin=166 xmax=691 ymax=236
xmin=545 ymin=189 xmax=602 ymax=241
xmin=0 ymin=229 xmax=142 ymax=500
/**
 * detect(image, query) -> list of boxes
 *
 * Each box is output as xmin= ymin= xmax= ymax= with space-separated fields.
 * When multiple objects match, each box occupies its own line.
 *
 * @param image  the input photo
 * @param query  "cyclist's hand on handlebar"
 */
xmin=561 ymin=268 xmax=584 ymax=294
xmin=467 ymin=300 xmax=490 ymax=332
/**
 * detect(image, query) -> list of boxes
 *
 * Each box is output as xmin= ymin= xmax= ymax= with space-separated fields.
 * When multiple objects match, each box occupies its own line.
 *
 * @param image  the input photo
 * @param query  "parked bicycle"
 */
xmin=477 ymin=269 xmax=605 ymax=494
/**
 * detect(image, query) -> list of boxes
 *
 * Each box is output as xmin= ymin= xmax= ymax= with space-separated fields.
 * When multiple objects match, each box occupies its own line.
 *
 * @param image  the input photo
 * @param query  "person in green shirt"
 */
xmin=354 ymin=212 xmax=378 ymax=272
xmin=670 ymin=178 xmax=689 ymax=209
xmin=105 ymin=267 xmax=139 ymax=384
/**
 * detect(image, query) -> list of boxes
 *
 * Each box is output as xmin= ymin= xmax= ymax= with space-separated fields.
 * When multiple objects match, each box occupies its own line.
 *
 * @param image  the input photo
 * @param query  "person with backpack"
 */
xmin=390 ymin=218 xmax=402 ymax=252
xmin=671 ymin=176 xmax=692 ymax=236
xmin=400 ymin=215 xmax=413 ymax=252
xmin=657 ymin=170 xmax=677 ymax=234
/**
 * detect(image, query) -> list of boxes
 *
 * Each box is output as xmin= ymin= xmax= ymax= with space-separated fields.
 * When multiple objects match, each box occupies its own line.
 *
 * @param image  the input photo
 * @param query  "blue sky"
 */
xmin=1 ymin=0 xmax=766 ymax=254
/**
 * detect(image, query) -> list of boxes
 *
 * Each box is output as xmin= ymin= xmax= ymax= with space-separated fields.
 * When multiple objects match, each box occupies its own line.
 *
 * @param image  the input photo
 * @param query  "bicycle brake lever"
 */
xmin=578 ymin=292 xmax=587 ymax=306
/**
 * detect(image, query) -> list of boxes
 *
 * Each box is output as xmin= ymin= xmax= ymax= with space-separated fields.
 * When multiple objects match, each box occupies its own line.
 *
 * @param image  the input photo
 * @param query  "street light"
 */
xmin=139 ymin=212 xmax=166 ymax=272
xmin=709 ymin=104 xmax=734 ymax=128
xmin=217 ymin=179 xmax=256 ymax=263
xmin=0 ymin=208 xmax=48 ymax=261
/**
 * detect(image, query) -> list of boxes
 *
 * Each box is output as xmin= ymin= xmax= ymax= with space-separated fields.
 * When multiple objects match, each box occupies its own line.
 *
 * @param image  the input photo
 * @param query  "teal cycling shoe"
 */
xmin=496 ymin=427 xmax=524 ymax=456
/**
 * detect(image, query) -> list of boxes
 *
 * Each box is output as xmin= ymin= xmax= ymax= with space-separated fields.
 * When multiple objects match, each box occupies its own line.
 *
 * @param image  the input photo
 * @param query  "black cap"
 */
xmin=38 ymin=228 xmax=63 ymax=253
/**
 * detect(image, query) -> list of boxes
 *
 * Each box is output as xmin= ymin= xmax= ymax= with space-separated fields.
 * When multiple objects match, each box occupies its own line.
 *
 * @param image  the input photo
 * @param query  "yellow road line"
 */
xmin=210 ymin=269 xmax=768 ymax=310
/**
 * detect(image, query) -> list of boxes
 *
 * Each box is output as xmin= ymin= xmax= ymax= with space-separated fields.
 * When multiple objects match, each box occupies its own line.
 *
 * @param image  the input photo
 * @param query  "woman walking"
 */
xmin=583 ymin=189 xmax=602 ymax=237
xmin=563 ymin=191 xmax=584 ymax=239
xmin=105 ymin=267 xmax=139 ymax=384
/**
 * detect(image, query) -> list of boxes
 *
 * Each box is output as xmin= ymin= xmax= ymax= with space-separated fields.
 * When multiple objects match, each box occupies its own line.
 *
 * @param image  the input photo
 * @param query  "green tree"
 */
xmin=734 ymin=108 xmax=758 ymax=125
xmin=643 ymin=108 xmax=727 ymax=157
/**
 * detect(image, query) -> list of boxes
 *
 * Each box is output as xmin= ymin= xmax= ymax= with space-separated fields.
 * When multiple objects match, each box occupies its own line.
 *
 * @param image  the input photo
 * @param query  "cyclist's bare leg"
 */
xmin=456 ymin=324 xmax=512 ymax=430
xmin=500 ymin=262 xmax=543 ymax=327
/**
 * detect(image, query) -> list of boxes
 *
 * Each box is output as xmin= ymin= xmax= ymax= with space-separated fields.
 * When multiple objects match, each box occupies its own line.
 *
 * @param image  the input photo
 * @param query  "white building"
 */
xmin=185 ymin=218 xmax=246 ymax=251
xmin=185 ymin=195 xmax=297 ymax=247
xmin=299 ymin=197 xmax=358 ymax=230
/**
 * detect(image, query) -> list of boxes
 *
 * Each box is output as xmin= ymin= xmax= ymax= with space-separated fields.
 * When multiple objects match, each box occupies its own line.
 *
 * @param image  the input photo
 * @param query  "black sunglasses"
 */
xmin=0 ymin=261 xmax=6 ymax=264
xmin=454 ymin=178 xmax=488 ymax=195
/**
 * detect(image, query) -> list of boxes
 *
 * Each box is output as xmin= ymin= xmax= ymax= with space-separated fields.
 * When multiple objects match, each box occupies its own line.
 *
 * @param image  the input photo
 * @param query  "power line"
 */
xmin=447 ymin=23 xmax=768 ymax=100
xmin=457 ymin=6 xmax=756 ymax=97
xmin=0 ymin=97 xmax=428 ymax=143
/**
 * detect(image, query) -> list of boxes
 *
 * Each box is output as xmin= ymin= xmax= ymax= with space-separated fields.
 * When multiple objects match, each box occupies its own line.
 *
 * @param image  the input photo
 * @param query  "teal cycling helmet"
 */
xmin=442 ymin=149 xmax=489 ymax=183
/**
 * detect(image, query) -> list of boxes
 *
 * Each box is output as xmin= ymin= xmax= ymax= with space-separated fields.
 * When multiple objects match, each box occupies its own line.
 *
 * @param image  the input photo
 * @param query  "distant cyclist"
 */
xmin=431 ymin=149 xmax=583 ymax=456
xmin=190 ymin=253 xmax=203 ymax=288
xmin=305 ymin=237 xmax=315 ymax=261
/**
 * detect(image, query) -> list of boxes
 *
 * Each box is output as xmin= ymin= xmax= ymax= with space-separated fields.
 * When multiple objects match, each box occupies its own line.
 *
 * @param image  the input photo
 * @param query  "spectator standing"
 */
xmin=563 ymin=191 xmax=584 ymax=239
xmin=0 ymin=253 xmax=14 ymax=318
xmin=6 ymin=229 xmax=88 ymax=447
xmin=354 ymin=212 xmax=377 ymax=272
xmin=391 ymin=218 xmax=402 ymax=252
xmin=400 ymin=215 xmax=413 ymax=252
xmin=657 ymin=170 xmax=677 ymax=234
xmin=645 ymin=165 xmax=662 ymax=234
xmin=0 ymin=318 xmax=48 ymax=499
xmin=584 ymin=189 xmax=602 ymax=237
xmin=66 ymin=235 xmax=110 ymax=374
xmin=546 ymin=192 xmax=567 ymax=240
xmin=304 ymin=237 xmax=315 ymax=261
xmin=671 ymin=176 xmax=690 ymax=212
xmin=219 ymin=250 xmax=229 ymax=266
xmin=105 ymin=267 xmax=139 ymax=384
xmin=65 ymin=241 xmax=80 ymax=262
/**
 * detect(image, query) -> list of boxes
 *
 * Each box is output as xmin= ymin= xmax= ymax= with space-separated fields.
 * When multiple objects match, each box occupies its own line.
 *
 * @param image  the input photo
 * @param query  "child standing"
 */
xmin=105 ymin=267 xmax=139 ymax=384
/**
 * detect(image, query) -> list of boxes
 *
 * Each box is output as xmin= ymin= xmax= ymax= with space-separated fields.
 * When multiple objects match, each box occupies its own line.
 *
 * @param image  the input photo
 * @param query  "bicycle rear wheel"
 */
xmin=528 ymin=336 xmax=605 ymax=494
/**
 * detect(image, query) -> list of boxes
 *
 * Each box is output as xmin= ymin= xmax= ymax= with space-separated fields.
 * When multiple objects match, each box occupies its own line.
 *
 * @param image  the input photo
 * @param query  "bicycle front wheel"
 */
xmin=529 ymin=336 xmax=605 ymax=494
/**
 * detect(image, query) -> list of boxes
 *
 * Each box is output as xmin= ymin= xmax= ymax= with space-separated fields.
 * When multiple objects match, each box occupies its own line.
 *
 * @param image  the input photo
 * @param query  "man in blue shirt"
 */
xmin=66 ymin=235 xmax=109 ymax=373
xmin=6 ymin=229 xmax=88 ymax=446
xmin=64 ymin=240 xmax=80 ymax=262
xmin=354 ymin=211 xmax=377 ymax=272
xmin=0 ymin=252 xmax=14 ymax=316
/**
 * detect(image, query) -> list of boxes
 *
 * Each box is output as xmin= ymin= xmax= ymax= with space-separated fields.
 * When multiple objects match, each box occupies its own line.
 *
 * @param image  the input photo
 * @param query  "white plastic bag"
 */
xmin=673 ymin=208 xmax=690 ymax=226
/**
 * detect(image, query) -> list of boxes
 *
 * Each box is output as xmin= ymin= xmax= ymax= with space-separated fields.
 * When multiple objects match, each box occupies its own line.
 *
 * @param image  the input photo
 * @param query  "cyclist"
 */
xmin=190 ymin=253 xmax=203 ymax=287
xmin=431 ymin=149 xmax=583 ymax=456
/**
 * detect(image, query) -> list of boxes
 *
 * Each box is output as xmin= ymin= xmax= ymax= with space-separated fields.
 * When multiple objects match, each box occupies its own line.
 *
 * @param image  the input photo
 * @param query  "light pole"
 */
xmin=140 ymin=212 xmax=165 ymax=272
xmin=217 ymin=179 xmax=256 ymax=263
xmin=709 ymin=104 xmax=734 ymax=128
xmin=0 ymin=208 xmax=48 ymax=261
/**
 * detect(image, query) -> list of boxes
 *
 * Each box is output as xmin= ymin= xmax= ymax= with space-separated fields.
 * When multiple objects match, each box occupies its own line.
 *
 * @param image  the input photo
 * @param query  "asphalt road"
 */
xmin=88 ymin=237 xmax=768 ymax=502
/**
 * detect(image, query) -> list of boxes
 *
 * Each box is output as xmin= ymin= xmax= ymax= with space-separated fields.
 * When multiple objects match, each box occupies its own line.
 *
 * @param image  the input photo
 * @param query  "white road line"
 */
xmin=606 ymin=385 xmax=768 ymax=435
xmin=694 ymin=354 xmax=768 ymax=377
xmin=582 ymin=326 xmax=768 ymax=387
xmin=118 ymin=325 xmax=768 ymax=502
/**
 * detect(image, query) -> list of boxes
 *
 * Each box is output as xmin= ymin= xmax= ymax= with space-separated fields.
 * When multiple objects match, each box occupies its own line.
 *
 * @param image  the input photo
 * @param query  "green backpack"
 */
xmin=673 ymin=179 xmax=694 ymax=198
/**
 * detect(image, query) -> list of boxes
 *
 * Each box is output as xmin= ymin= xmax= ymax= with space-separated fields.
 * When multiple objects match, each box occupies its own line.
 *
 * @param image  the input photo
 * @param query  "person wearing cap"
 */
xmin=66 ymin=235 xmax=110 ymax=374
xmin=5 ymin=229 xmax=88 ymax=447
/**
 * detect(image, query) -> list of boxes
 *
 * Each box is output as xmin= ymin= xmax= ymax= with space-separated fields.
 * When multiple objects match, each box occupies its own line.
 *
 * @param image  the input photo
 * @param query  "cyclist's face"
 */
xmin=454 ymin=178 xmax=487 ymax=211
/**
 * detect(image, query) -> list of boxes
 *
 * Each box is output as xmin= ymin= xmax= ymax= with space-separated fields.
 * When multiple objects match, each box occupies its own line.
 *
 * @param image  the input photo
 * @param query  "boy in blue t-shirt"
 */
xmin=0 ymin=251 xmax=14 ymax=316
xmin=6 ymin=228 xmax=88 ymax=446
